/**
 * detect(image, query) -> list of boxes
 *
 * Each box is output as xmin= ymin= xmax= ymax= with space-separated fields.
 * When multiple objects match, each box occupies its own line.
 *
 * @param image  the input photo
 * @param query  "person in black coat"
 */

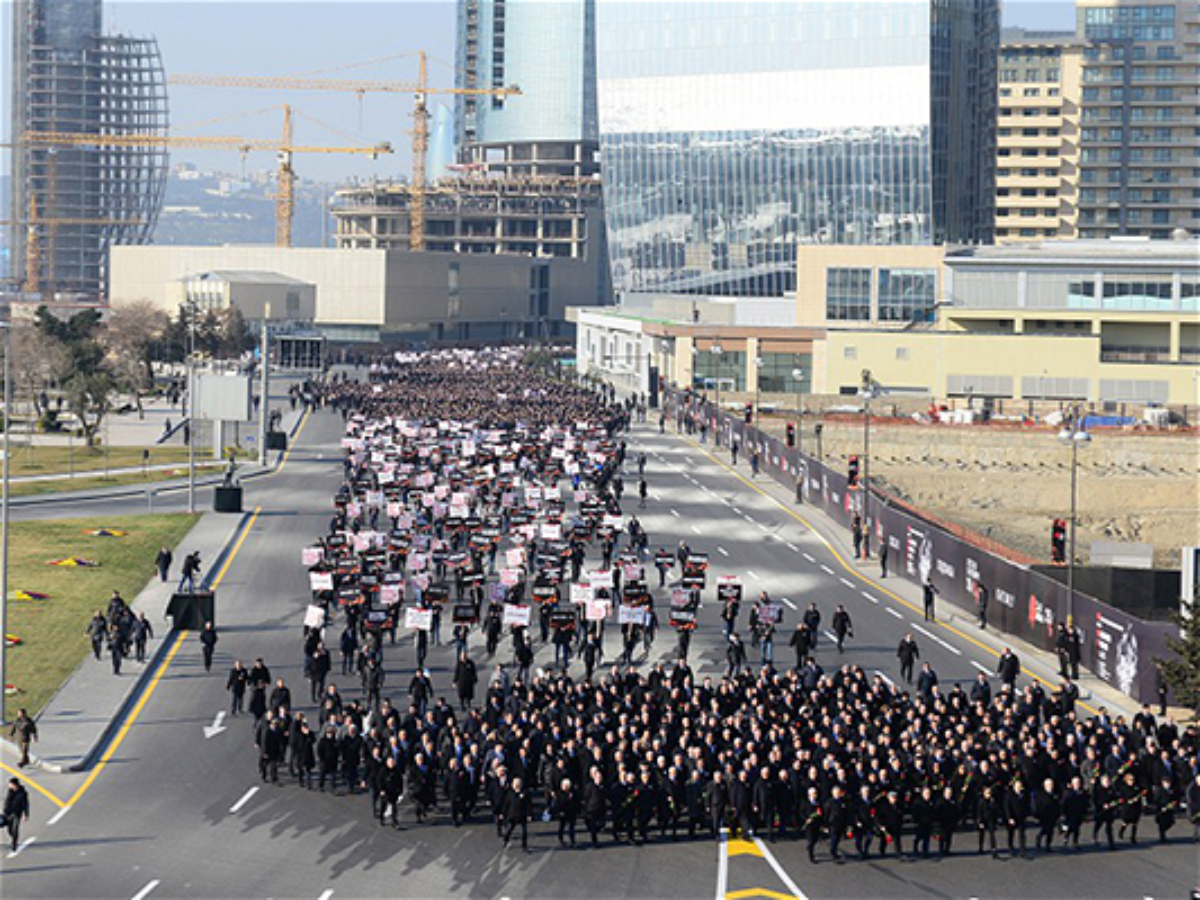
xmin=877 ymin=791 xmax=904 ymax=857
xmin=854 ymin=785 xmax=877 ymax=859
xmin=1092 ymin=773 xmax=1117 ymax=848
xmin=976 ymin=784 xmax=1001 ymax=857
xmin=997 ymin=647 xmax=1020 ymax=688
xmin=1034 ymin=778 xmax=1062 ymax=852
xmin=752 ymin=767 xmax=777 ymax=841
xmin=501 ymin=777 xmax=532 ymax=852
xmin=199 ymin=621 xmax=218 ymax=672
xmin=3 ymin=778 xmax=30 ymax=852
xmin=1061 ymin=776 xmax=1089 ymax=849
xmin=706 ymin=772 xmax=730 ymax=839
xmin=826 ymin=785 xmax=850 ymax=861
xmin=1117 ymin=771 xmax=1144 ymax=844
xmin=454 ymin=652 xmax=478 ymax=711
xmin=800 ymin=786 xmax=824 ymax=862
xmin=730 ymin=770 xmax=754 ymax=840
xmin=911 ymin=786 xmax=937 ymax=858
xmin=896 ymin=634 xmax=920 ymax=684
xmin=292 ymin=720 xmax=315 ymax=787
xmin=685 ymin=769 xmax=707 ymax=840
xmin=1003 ymin=779 xmax=1031 ymax=858
xmin=583 ymin=768 xmax=608 ymax=846
xmin=916 ymin=663 xmax=939 ymax=702
xmin=935 ymin=786 xmax=959 ymax=856
xmin=317 ymin=726 xmax=339 ymax=792
xmin=552 ymin=777 xmax=580 ymax=847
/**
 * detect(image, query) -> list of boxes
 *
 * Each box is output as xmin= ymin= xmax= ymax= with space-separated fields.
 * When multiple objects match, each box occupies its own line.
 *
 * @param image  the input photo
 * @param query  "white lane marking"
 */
xmin=742 ymin=515 xmax=755 ymax=524
xmin=757 ymin=523 xmax=770 ymax=532
xmin=861 ymin=591 xmax=879 ymax=605
xmin=971 ymin=660 xmax=991 ymax=674
xmin=652 ymin=493 xmax=662 ymax=501
xmin=786 ymin=543 xmax=799 ymax=552
xmin=731 ymin=508 xmax=742 ymax=515
xmin=670 ymin=509 xmax=680 ymax=518
xmin=911 ymin=623 xmax=963 ymax=656
xmin=782 ymin=598 xmax=798 ymax=610
xmin=6 ymin=836 xmax=35 ymax=859
xmin=721 ymin=497 xmax=732 ymax=505
xmin=318 ymin=892 xmax=334 ymax=900
xmin=131 ymin=881 xmax=161 ymax=900
xmin=874 ymin=670 xmax=896 ymax=687
xmin=819 ymin=564 xmax=834 ymax=575
xmin=752 ymin=837 xmax=810 ymax=900
xmin=717 ymin=546 xmax=729 ymax=556
xmin=47 ymin=804 xmax=72 ymax=825
xmin=823 ymin=630 xmax=837 ymax=644
xmin=803 ymin=553 xmax=816 ymax=563
xmin=691 ymin=525 xmax=701 ymax=534
xmin=839 ymin=577 xmax=855 ymax=589
xmin=715 ymin=829 xmax=729 ymax=900
xmin=747 ymin=570 xmax=761 ymax=581
xmin=703 ymin=486 xmax=715 ymax=495
xmin=230 ymin=786 xmax=260 ymax=814
xmin=886 ymin=608 xmax=903 ymax=619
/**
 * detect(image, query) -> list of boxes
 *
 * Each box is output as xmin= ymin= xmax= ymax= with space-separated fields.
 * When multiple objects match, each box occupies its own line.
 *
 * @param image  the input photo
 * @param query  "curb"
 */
xmin=2 ymin=508 xmax=257 ymax=775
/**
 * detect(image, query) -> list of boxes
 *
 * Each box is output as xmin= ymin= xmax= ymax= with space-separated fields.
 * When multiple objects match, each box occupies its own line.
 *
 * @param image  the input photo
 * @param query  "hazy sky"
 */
xmin=2 ymin=0 xmax=1076 ymax=183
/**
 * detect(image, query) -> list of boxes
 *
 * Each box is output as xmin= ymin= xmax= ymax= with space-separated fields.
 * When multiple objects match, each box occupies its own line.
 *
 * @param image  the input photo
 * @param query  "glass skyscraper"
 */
xmin=596 ymin=0 xmax=998 ymax=297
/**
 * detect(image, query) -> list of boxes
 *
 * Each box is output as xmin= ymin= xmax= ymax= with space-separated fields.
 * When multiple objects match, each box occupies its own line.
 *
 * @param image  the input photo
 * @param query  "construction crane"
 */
xmin=168 ymin=52 xmax=522 ymax=250
xmin=21 ymin=105 xmax=394 ymax=247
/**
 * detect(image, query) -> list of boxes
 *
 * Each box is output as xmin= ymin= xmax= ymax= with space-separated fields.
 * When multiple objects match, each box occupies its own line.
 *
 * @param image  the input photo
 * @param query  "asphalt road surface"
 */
xmin=3 ymin=407 xmax=1194 ymax=900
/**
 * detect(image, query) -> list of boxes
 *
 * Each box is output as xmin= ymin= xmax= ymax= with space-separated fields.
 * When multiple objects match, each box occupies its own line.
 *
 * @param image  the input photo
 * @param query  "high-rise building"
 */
xmin=995 ymin=28 xmax=1084 ymax=242
xmin=455 ymin=0 xmax=599 ymax=177
xmin=8 ymin=0 xmax=169 ymax=300
xmin=1075 ymin=0 xmax=1200 ymax=240
xmin=595 ymin=0 xmax=1000 ymax=298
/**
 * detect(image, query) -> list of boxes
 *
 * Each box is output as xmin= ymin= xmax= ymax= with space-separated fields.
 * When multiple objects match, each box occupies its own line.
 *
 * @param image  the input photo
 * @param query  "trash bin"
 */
xmin=266 ymin=431 xmax=288 ymax=451
xmin=213 ymin=485 xmax=243 ymax=513
xmin=167 ymin=590 xmax=215 ymax=630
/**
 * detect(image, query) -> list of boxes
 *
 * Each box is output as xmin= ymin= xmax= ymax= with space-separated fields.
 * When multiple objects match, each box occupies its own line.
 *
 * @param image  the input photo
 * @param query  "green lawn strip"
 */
xmin=4 ymin=513 xmax=200 ymax=720
xmin=8 ymin=462 xmax=229 ymax=498
xmin=6 ymin=444 xmax=192 ymax=478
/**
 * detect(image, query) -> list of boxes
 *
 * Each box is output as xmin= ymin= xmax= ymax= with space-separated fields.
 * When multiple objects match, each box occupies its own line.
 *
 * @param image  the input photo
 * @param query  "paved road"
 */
xmin=2 ymin=409 xmax=1193 ymax=900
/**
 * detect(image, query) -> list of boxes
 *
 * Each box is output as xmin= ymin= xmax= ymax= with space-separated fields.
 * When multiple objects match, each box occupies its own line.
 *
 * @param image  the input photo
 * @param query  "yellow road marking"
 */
xmin=726 ymin=838 xmax=763 ymax=858
xmin=266 ymin=407 xmax=310 ymax=475
xmin=680 ymin=434 xmax=1101 ymax=715
xmin=0 ymin=761 xmax=65 ymax=808
xmin=64 ymin=506 xmax=263 ymax=808
xmin=726 ymin=890 xmax=799 ymax=900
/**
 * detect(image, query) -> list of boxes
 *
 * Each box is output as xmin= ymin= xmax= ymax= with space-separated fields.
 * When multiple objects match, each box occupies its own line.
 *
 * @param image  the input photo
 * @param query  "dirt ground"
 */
xmin=764 ymin=417 xmax=1200 ymax=568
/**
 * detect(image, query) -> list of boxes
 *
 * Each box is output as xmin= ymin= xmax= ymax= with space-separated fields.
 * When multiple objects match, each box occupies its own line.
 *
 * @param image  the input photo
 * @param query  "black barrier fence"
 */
xmin=663 ymin=387 xmax=1178 ymax=706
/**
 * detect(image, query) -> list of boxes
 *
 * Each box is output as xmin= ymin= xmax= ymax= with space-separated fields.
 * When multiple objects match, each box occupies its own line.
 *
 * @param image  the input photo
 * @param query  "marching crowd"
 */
xmin=233 ymin=349 xmax=1198 ymax=863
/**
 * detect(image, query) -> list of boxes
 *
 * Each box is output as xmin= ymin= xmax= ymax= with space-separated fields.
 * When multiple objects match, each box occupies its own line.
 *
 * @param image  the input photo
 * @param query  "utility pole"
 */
xmin=186 ymin=302 xmax=197 ymax=515
xmin=258 ymin=304 xmax=271 ymax=467
xmin=0 ymin=323 xmax=10 ymax=721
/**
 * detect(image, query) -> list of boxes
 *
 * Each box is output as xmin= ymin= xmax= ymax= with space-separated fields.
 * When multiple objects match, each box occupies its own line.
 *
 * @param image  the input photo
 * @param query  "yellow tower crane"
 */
xmin=167 ymin=52 xmax=522 ymax=250
xmin=21 ymin=105 xmax=394 ymax=248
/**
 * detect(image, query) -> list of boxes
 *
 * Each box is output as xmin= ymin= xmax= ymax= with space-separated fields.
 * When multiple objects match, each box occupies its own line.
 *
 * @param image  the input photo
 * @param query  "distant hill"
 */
xmin=153 ymin=170 xmax=337 ymax=247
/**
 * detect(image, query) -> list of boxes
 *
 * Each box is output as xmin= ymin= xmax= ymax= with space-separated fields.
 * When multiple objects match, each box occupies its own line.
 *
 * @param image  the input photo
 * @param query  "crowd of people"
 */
xmin=233 ymin=349 xmax=1198 ymax=863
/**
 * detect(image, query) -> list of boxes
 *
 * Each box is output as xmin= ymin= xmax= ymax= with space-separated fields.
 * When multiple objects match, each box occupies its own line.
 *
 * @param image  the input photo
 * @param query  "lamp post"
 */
xmin=1059 ymin=407 xmax=1091 ymax=626
xmin=791 ymin=367 xmax=804 ymax=460
xmin=0 ymin=322 xmax=10 ymax=721
xmin=858 ymin=369 xmax=880 ymax=559
xmin=183 ymin=301 xmax=198 ymax=515
xmin=711 ymin=342 xmax=723 ymax=447
xmin=753 ymin=356 xmax=764 ymax=423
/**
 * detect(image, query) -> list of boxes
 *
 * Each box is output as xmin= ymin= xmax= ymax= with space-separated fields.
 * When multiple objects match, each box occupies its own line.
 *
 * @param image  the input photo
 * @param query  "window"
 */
xmin=895 ymin=347 xmax=909 ymax=361
xmin=1024 ymin=87 xmax=1040 ymax=97
xmin=1026 ymin=69 xmax=1040 ymax=82
xmin=1047 ymin=68 xmax=1060 ymax=83
xmin=826 ymin=268 xmax=872 ymax=322
xmin=843 ymin=346 xmax=857 ymax=360
xmin=877 ymin=269 xmax=936 ymax=323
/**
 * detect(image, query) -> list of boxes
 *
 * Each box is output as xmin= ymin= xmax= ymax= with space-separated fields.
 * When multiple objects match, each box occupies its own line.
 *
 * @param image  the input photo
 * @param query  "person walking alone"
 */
xmin=3 ymin=778 xmax=30 ymax=852
xmin=922 ymin=578 xmax=939 ymax=622
xmin=8 ymin=709 xmax=37 ymax=769
xmin=155 ymin=545 xmax=173 ymax=583
xmin=199 ymin=620 xmax=218 ymax=672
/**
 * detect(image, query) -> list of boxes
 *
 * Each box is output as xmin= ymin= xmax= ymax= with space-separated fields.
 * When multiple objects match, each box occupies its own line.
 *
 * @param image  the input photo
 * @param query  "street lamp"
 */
xmin=1059 ymin=409 xmax=1091 ymax=626
xmin=858 ymin=369 xmax=880 ymax=559
xmin=0 ymin=322 xmax=10 ymax=721
xmin=711 ymin=342 xmax=723 ymax=447
xmin=753 ymin=356 xmax=764 ymax=423
xmin=791 ymin=367 xmax=804 ymax=459
xmin=182 ymin=301 xmax=198 ymax=515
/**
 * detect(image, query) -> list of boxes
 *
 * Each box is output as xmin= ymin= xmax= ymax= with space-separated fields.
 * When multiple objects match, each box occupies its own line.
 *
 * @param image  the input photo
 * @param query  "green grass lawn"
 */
xmin=4 ymin=513 xmax=199 ymax=720
xmin=6 ymin=444 xmax=192 ymax=478
xmin=8 ymin=461 xmax=227 ymax=498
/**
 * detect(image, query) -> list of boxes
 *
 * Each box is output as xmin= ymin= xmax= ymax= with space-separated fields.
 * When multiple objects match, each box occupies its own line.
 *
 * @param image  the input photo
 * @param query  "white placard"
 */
xmin=618 ymin=605 xmax=647 ymax=627
xmin=405 ymin=608 xmax=433 ymax=631
xmin=302 ymin=546 xmax=323 ymax=567
xmin=503 ymin=604 xmax=531 ymax=627
xmin=304 ymin=605 xmax=326 ymax=629
xmin=310 ymin=571 xmax=334 ymax=592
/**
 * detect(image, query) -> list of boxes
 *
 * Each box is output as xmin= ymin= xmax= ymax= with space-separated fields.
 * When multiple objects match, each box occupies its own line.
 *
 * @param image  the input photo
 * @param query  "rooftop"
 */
xmin=182 ymin=270 xmax=314 ymax=287
xmin=946 ymin=237 xmax=1200 ymax=269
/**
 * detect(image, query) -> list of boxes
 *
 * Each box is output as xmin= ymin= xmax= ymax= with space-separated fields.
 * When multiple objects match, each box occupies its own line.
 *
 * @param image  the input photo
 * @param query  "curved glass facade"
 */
xmin=596 ymin=0 xmax=997 ymax=297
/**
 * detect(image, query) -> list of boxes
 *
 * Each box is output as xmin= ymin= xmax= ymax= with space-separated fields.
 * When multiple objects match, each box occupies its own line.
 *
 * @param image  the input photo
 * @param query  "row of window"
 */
xmin=999 ymin=87 xmax=1063 ymax=98
xmin=1079 ymin=208 xmax=1183 ymax=224
xmin=1081 ymin=126 xmax=1178 ymax=141
xmin=826 ymin=267 xmax=937 ymax=323
xmin=1083 ymin=66 xmax=1189 ymax=83
xmin=1081 ymin=187 xmax=1187 ymax=202
xmin=998 ymin=127 xmax=1061 ymax=137
xmin=997 ymin=188 xmax=1059 ymax=197
xmin=1084 ymin=43 xmax=1180 ymax=62
xmin=1081 ymin=168 xmax=1187 ymax=183
xmin=1000 ymin=67 xmax=1061 ymax=83
xmin=1083 ymin=88 xmax=1187 ymax=106
xmin=1000 ymin=107 xmax=1062 ymax=117
xmin=1000 ymin=148 xmax=1061 ymax=158
xmin=996 ymin=228 xmax=1063 ymax=238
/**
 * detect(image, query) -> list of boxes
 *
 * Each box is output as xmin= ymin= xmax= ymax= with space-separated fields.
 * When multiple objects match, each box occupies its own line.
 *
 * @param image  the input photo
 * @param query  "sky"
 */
xmin=2 ymin=0 xmax=1077 ymax=184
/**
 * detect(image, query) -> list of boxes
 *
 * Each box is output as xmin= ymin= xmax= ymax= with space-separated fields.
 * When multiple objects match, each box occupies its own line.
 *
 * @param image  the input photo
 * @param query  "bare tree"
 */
xmin=104 ymin=299 xmax=171 ymax=419
xmin=8 ymin=320 xmax=68 ymax=424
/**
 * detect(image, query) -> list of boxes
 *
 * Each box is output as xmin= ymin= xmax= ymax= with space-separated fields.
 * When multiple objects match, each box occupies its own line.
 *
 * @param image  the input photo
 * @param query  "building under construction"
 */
xmin=6 ymin=0 xmax=169 ymax=302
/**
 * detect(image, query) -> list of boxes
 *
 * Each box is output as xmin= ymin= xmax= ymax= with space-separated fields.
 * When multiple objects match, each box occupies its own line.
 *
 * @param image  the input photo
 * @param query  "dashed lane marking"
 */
xmin=782 ymin=598 xmax=797 ymax=610
xmin=718 ymin=547 xmax=729 ymax=556
xmin=671 ymin=509 xmax=681 ymax=518
xmin=691 ymin=525 xmax=702 ymax=534
xmin=802 ymin=553 xmax=815 ymax=563
xmin=747 ymin=570 xmax=761 ymax=581
xmin=47 ymin=804 xmax=72 ymax=825
xmin=911 ymin=623 xmax=963 ymax=656
xmin=819 ymin=564 xmax=834 ymax=575
xmin=874 ymin=670 xmax=896 ymax=687
xmin=861 ymin=591 xmax=880 ymax=604
xmin=971 ymin=660 xmax=992 ymax=674
xmin=318 ymin=891 xmax=334 ymax=900
xmin=839 ymin=577 xmax=855 ymax=589
xmin=786 ymin=543 xmax=799 ymax=552
xmin=131 ymin=881 xmax=161 ymax=900
xmin=6 ymin=836 xmax=35 ymax=859
xmin=886 ymin=608 xmax=903 ymax=619
xmin=230 ymin=786 xmax=259 ymax=814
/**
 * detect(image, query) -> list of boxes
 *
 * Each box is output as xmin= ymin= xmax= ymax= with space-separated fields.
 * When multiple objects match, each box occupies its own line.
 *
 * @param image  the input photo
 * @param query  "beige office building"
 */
xmin=995 ymin=29 xmax=1084 ymax=242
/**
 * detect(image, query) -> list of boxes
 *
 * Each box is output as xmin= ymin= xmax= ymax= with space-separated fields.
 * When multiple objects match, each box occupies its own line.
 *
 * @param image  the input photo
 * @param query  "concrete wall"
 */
xmin=110 ymin=246 xmax=388 ymax=326
xmin=795 ymin=244 xmax=948 ymax=328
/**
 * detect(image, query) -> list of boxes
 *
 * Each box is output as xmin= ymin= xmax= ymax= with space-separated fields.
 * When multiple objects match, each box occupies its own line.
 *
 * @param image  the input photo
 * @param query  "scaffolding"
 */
xmin=8 ymin=0 xmax=169 ymax=300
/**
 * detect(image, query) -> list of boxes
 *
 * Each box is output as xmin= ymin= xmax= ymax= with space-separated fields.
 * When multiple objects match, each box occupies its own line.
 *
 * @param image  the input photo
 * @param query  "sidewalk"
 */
xmin=1 ymin=511 xmax=254 ymax=773
xmin=647 ymin=420 xmax=1147 ymax=721
xmin=0 ymin=405 xmax=307 ymax=773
